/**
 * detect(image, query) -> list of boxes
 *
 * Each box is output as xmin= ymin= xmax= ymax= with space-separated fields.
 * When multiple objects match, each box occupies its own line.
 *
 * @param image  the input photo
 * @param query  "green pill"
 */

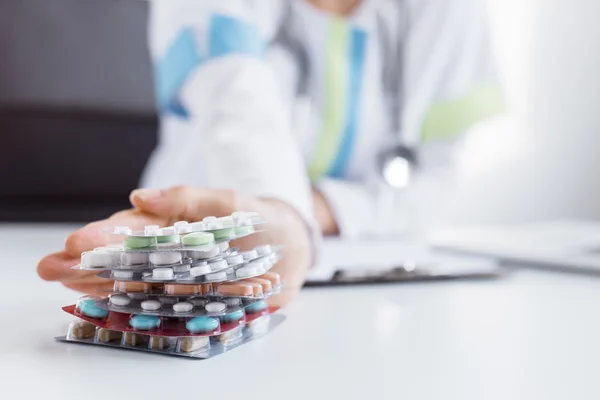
xmin=124 ymin=236 xmax=156 ymax=249
xmin=157 ymin=235 xmax=180 ymax=244
xmin=234 ymin=225 xmax=255 ymax=236
xmin=182 ymin=232 xmax=215 ymax=246
xmin=212 ymin=228 xmax=235 ymax=240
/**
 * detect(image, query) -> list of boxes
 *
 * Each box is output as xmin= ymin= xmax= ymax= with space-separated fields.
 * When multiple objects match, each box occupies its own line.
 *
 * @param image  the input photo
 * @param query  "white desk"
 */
xmin=1 ymin=224 xmax=600 ymax=400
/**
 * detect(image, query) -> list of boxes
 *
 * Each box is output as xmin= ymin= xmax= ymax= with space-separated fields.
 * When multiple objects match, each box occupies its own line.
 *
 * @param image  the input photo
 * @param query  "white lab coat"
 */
xmin=141 ymin=0 xmax=503 ymax=245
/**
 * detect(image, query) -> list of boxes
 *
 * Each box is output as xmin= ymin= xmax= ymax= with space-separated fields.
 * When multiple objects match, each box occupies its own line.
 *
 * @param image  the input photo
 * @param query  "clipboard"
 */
xmin=304 ymin=257 xmax=505 ymax=287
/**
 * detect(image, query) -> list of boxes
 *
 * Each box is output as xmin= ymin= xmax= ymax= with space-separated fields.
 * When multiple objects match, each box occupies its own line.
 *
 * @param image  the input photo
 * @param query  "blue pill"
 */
xmin=245 ymin=300 xmax=267 ymax=314
xmin=186 ymin=316 xmax=219 ymax=333
xmin=78 ymin=299 xmax=109 ymax=319
xmin=220 ymin=310 xmax=245 ymax=323
xmin=130 ymin=315 xmax=161 ymax=330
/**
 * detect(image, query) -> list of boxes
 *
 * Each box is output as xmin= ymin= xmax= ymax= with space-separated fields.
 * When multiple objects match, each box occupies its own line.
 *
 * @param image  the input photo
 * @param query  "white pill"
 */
xmin=161 ymin=227 xmax=176 ymax=236
xmin=173 ymin=302 xmax=194 ymax=313
xmin=187 ymin=246 xmax=220 ymax=260
xmin=150 ymin=252 xmax=182 ymax=266
xmin=190 ymin=298 xmax=208 ymax=306
xmin=206 ymin=221 xmax=223 ymax=230
xmin=114 ymin=226 xmax=132 ymax=235
xmin=151 ymin=228 xmax=164 ymax=236
xmin=174 ymin=221 xmax=192 ymax=234
xmin=255 ymin=245 xmax=272 ymax=256
xmin=217 ymin=216 xmax=235 ymax=228
xmin=190 ymin=221 xmax=206 ymax=231
xmin=142 ymin=271 xmax=152 ymax=278
xmin=81 ymin=252 xmax=115 ymax=268
xmin=113 ymin=270 xmax=134 ymax=279
xmin=239 ymin=213 xmax=259 ymax=226
xmin=226 ymin=253 xmax=244 ymax=266
xmin=231 ymin=211 xmax=246 ymax=221
xmin=209 ymin=260 xmax=228 ymax=271
xmin=262 ymin=258 xmax=273 ymax=270
xmin=236 ymin=266 xmax=258 ymax=279
xmin=250 ymin=260 xmax=268 ymax=273
xmin=173 ymin=264 xmax=190 ymax=273
xmin=218 ymin=242 xmax=230 ymax=252
xmin=205 ymin=271 xmax=228 ymax=281
xmin=152 ymin=268 xmax=174 ymax=280
xmin=94 ymin=246 xmax=122 ymax=252
xmin=203 ymin=216 xmax=217 ymax=222
xmin=268 ymin=253 xmax=277 ymax=264
xmin=110 ymin=295 xmax=131 ymax=306
xmin=120 ymin=252 xmax=149 ymax=266
xmin=238 ymin=217 xmax=251 ymax=226
xmin=242 ymin=250 xmax=258 ymax=261
xmin=190 ymin=263 xmax=211 ymax=277
xmin=268 ymin=255 xmax=277 ymax=266
xmin=205 ymin=302 xmax=226 ymax=313
xmin=176 ymin=226 xmax=192 ymax=234
xmin=144 ymin=225 xmax=161 ymax=236
xmin=225 ymin=298 xmax=241 ymax=307
xmin=141 ymin=300 xmax=161 ymax=311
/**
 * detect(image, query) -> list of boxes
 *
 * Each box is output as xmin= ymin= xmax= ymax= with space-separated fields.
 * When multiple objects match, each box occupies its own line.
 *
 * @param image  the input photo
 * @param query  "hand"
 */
xmin=312 ymin=189 xmax=339 ymax=236
xmin=37 ymin=186 xmax=312 ymax=307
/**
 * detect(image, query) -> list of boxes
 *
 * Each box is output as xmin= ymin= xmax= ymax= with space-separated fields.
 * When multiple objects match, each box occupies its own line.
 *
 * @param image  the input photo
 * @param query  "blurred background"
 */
xmin=0 ymin=0 xmax=598 ymax=225
xmin=450 ymin=0 xmax=600 ymax=227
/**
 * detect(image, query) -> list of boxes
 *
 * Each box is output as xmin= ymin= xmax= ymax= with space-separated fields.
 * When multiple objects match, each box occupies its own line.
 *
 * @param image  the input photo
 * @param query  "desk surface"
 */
xmin=1 ymin=224 xmax=600 ymax=400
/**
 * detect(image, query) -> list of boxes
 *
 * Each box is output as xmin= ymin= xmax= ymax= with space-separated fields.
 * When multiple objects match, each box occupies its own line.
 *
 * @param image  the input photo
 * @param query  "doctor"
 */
xmin=37 ymin=0 xmax=503 ymax=305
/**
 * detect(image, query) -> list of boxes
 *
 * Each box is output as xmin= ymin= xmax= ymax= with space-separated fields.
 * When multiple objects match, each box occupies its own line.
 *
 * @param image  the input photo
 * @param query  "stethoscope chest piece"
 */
xmin=379 ymin=145 xmax=418 ymax=190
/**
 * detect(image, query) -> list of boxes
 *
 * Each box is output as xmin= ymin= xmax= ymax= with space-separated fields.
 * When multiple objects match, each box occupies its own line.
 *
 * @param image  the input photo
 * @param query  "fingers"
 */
xmin=64 ymin=209 xmax=166 ymax=258
xmin=38 ymin=251 xmax=113 ymax=296
xmin=37 ymin=251 xmax=101 ymax=282
xmin=42 ymin=208 xmax=166 ymax=284
xmin=130 ymin=186 xmax=238 ymax=222
xmin=37 ymin=252 xmax=79 ymax=281
xmin=63 ymin=220 xmax=110 ymax=259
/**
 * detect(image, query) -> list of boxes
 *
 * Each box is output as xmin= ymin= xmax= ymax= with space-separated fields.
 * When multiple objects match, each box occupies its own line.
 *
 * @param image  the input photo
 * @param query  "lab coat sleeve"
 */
xmin=143 ymin=0 xmax=321 ymax=253
xmin=318 ymin=0 xmax=504 ymax=238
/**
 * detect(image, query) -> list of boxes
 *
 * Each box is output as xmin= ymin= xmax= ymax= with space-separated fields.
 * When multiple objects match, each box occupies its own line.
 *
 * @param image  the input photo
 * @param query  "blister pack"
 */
xmin=105 ymin=271 xmax=282 ymax=299
xmin=56 ymin=314 xmax=283 ymax=359
xmin=76 ymin=243 xmax=237 ymax=271
xmin=55 ymin=211 xmax=285 ymax=359
xmin=97 ymin=292 xmax=271 ymax=318
xmin=94 ymin=252 xmax=279 ymax=284
xmin=63 ymin=297 xmax=271 ymax=336
xmin=103 ymin=212 xmax=264 ymax=243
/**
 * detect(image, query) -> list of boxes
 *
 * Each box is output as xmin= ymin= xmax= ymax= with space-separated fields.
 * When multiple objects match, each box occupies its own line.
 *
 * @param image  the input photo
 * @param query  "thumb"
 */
xmin=129 ymin=186 xmax=237 ymax=222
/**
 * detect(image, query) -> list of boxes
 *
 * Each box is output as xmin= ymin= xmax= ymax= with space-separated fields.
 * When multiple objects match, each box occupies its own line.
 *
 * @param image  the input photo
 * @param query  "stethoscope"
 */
xmin=378 ymin=144 xmax=417 ymax=190
xmin=376 ymin=9 xmax=418 ymax=191
xmin=281 ymin=3 xmax=418 ymax=190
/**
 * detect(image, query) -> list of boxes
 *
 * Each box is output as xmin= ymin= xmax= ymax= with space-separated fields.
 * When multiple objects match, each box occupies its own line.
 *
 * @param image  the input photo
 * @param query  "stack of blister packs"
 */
xmin=55 ymin=212 xmax=285 ymax=359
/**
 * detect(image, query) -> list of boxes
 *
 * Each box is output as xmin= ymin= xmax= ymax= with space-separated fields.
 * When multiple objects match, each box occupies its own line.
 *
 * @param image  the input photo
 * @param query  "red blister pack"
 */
xmin=63 ymin=304 xmax=277 ymax=337
xmin=63 ymin=305 xmax=244 ymax=337
xmin=244 ymin=307 xmax=271 ymax=323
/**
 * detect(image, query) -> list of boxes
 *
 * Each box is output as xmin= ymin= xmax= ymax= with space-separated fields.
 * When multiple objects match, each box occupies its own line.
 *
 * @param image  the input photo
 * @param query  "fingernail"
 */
xmin=131 ymin=189 xmax=162 ymax=202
